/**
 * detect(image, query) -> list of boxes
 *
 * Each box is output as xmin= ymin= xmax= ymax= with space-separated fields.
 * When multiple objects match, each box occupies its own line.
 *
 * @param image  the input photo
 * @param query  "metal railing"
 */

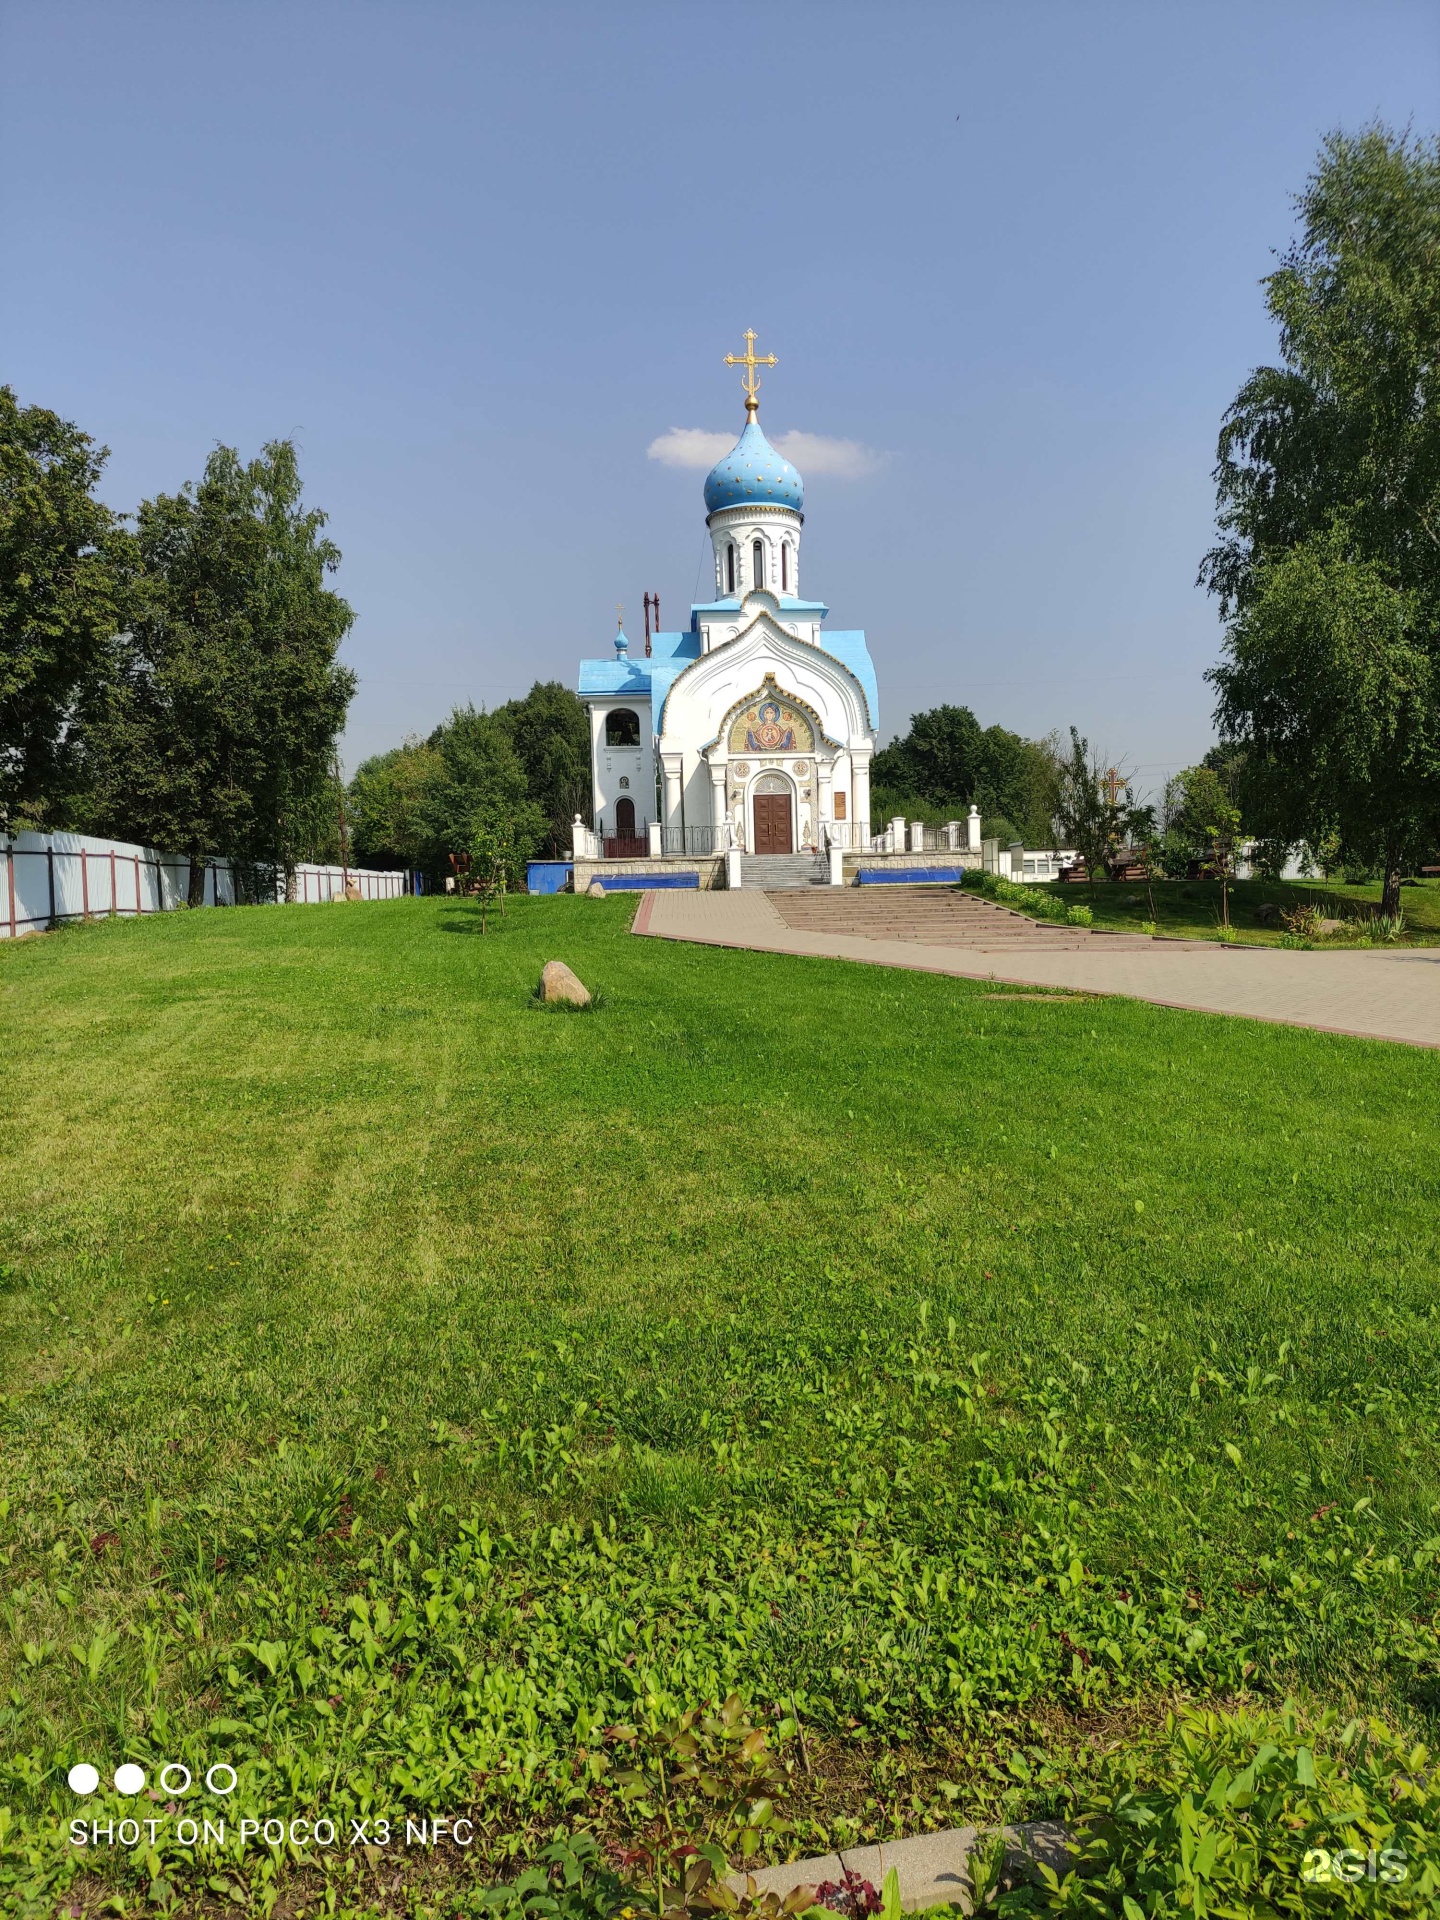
xmin=660 ymin=825 xmax=726 ymax=856
xmin=823 ymin=820 xmax=878 ymax=852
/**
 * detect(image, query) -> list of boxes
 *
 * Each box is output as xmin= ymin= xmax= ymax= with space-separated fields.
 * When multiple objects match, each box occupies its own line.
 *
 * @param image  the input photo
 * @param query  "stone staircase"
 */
xmin=767 ymin=884 xmax=1155 ymax=949
xmin=739 ymin=852 xmax=830 ymax=889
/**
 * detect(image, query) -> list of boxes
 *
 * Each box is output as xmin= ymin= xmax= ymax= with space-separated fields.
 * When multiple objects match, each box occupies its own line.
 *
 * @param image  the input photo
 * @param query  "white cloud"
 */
xmin=646 ymin=428 xmax=736 ymax=469
xmin=771 ymin=431 xmax=885 ymax=480
xmin=646 ymin=426 xmax=885 ymax=480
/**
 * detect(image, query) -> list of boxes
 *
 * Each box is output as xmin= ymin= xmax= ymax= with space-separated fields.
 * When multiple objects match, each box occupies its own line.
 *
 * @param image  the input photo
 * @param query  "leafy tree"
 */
xmin=349 ymin=736 xmax=441 ymax=871
xmin=467 ymin=821 xmax=517 ymax=933
xmin=1204 ymin=126 xmax=1440 ymax=918
xmin=422 ymin=705 xmax=546 ymax=874
xmin=0 ymin=387 xmax=124 ymax=830
xmin=83 ymin=440 xmax=354 ymax=902
xmin=871 ymin=704 xmax=1059 ymax=843
xmin=492 ymin=681 xmax=590 ymax=855
xmin=1150 ymin=762 xmax=1241 ymax=879
xmin=1053 ymin=728 xmax=1143 ymax=889
xmin=352 ymin=694 xmax=575 ymax=882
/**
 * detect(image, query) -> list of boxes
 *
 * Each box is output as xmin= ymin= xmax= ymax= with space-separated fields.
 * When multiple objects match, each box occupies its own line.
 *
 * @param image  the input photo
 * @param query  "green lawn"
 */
xmin=3 ymin=896 xmax=1440 ymax=1912
xmin=1023 ymin=874 xmax=1440 ymax=945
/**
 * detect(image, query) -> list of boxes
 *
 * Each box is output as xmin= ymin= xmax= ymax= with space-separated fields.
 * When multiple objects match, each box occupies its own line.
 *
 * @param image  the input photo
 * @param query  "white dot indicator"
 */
xmin=114 ymin=1763 xmax=146 ymax=1795
xmin=68 ymin=1763 xmax=100 ymax=1795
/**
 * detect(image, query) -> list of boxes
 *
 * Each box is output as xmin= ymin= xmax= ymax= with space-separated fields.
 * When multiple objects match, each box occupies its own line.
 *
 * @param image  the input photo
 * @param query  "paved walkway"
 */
xmin=632 ymin=889 xmax=1440 ymax=1048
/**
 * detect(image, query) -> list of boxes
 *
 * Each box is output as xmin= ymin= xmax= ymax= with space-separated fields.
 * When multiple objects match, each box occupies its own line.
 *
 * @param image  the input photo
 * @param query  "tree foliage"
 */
xmin=0 ymin=386 xmax=124 ymax=830
xmin=492 ymin=680 xmax=590 ymax=855
xmin=1052 ymin=728 xmax=1148 ymax=888
xmin=871 ymin=703 xmax=1060 ymax=843
xmin=1205 ymin=126 xmax=1440 ymax=915
xmin=82 ymin=441 xmax=355 ymax=898
xmin=349 ymin=682 xmax=585 ymax=879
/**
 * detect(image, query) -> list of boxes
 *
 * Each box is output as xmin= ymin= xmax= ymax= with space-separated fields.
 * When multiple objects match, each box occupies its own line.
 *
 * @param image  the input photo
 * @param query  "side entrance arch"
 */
xmin=751 ymin=772 xmax=794 ymax=855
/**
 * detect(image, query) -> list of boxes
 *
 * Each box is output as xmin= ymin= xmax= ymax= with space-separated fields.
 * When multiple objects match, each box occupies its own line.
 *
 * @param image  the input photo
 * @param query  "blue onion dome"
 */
xmin=703 ymin=420 xmax=804 ymax=514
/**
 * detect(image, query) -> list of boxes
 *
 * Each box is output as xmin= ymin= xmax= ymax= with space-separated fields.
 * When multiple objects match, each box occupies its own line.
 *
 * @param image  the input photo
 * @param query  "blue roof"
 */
xmin=703 ymin=420 xmax=804 ymax=514
xmin=815 ymin=631 xmax=879 ymax=732
xmin=578 ymin=625 xmax=876 ymax=736
xmin=690 ymin=597 xmax=829 ymax=621
xmin=577 ymin=626 xmax=702 ymax=705
xmin=577 ymin=657 xmax=654 ymax=697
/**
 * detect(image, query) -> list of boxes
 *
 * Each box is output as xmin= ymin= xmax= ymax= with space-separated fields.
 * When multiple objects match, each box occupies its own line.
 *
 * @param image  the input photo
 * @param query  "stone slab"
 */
xmin=727 ymin=1821 xmax=1070 ymax=1914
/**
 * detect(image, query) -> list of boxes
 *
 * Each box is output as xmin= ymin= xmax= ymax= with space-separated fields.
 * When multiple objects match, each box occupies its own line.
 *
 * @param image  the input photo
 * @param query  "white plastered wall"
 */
xmin=708 ymin=506 xmax=802 ymax=609
xmin=588 ymin=699 xmax=654 ymax=831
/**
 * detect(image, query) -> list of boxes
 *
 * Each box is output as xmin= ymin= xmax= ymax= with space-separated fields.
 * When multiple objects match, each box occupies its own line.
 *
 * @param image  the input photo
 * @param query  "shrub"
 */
xmin=970 ymin=871 xmax=1071 ymax=923
xmin=1373 ymin=912 xmax=1406 ymax=942
xmin=1065 ymin=904 xmax=1093 ymax=927
xmin=1027 ymin=1704 xmax=1440 ymax=1915
xmin=1280 ymin=902 xmax=1324 ymax=940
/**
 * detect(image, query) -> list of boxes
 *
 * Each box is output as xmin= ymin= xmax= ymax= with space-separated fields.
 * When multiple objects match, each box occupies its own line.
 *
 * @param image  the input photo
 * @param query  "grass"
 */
xmin=3 ymin=894 xmax=1440 ymax=1914
xmin=1019 ymin=875 xmax=1440 ymax=945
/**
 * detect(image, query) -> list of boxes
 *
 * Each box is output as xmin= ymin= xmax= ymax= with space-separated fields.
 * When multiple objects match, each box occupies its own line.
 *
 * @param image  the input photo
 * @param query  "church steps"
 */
xmin=738 ymin=854 xmax=830 ymax=889
xmin=765 ymin=887 xmax=1155 ymax=949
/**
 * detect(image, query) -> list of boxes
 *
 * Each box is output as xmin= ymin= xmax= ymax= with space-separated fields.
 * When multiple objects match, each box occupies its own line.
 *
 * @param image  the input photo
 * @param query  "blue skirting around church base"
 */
xmin=595 ymin=872 xmax=699 ymax=890
xmin=857 ymin=866 xmax=966 ymax=886
xmin=527 ymin=862 xmax=574 ymax=894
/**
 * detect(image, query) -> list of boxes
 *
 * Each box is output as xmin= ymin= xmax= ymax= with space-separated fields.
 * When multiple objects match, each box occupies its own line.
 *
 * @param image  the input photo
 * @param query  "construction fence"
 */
xmin=1 ymin=831 xmax=407 ymax=939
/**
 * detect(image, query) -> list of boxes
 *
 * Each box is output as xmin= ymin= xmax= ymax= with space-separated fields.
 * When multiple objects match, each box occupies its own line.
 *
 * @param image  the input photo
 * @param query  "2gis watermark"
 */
xmin=1301 ymin=1845 xmax=1408 ymax=1886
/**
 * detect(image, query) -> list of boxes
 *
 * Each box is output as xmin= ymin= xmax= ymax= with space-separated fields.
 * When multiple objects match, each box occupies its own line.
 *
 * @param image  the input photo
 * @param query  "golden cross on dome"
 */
xmin=723 ymin=329 xmax=777 ymax=419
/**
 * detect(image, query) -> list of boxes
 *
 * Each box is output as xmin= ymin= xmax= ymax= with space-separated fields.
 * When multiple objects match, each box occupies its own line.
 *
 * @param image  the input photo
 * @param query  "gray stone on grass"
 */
xmin=539 ymin=960 xmax=591 ymax=1007
xmin=586 ymin=879 xmax=606 ymax=898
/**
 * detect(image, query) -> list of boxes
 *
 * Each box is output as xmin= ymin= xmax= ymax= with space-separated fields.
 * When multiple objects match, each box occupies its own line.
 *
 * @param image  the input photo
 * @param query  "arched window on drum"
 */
xmin=752 ymin=539 xmax=764 ymax=589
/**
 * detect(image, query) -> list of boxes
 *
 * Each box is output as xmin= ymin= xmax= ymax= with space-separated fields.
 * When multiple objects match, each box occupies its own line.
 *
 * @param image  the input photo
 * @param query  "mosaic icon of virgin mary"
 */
xmin=745 ymin=700 xmax=796 ymax=751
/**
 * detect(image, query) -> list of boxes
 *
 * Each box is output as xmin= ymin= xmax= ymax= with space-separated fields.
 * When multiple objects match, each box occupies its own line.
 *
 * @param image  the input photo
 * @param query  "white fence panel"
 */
xmin=2 ymin=832 xmax=406 ymax=937
xmin=284 ymin=865 xmax=407 ymax=903
xmin=1 ymin=831 xmax=236 ymax=937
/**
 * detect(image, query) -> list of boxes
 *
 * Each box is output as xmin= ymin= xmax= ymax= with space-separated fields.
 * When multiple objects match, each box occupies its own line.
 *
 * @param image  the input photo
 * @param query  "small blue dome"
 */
xmin=703 ymin=420 xmax=804 ymax=515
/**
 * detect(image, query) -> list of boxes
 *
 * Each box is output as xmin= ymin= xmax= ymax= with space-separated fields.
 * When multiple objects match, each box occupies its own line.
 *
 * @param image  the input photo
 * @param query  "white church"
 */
xmin=573 ymin=335 xmax=924 ymax=889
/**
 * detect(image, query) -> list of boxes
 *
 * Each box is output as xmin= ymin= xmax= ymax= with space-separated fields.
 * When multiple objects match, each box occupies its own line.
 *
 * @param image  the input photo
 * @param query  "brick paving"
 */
xmin=631 ymin=887 xmax=1440 ymax=1048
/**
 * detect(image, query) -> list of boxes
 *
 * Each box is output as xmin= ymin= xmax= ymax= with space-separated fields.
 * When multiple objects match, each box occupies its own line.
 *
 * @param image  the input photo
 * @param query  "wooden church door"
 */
xmin=753 ymin=792 xmax=793 ymax=855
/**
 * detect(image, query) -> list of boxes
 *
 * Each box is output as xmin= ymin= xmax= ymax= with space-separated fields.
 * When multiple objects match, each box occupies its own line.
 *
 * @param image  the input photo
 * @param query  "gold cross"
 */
xmin=723 ymin=328 xmax=777 ymax=418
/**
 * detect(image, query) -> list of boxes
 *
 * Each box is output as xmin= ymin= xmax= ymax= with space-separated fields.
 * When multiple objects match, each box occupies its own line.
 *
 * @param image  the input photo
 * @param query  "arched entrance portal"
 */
xmin=751 ymin=772 xmax=793 ymax=855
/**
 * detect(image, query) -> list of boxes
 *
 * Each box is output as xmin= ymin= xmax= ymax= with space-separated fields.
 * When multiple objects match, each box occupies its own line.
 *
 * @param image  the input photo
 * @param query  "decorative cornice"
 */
xmin=706 ymin=503 xmax=804 ymax=527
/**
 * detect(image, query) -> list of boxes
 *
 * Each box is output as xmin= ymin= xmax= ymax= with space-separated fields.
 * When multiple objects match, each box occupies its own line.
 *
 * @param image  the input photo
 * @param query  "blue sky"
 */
xmin=3 ymin=1 xmax=1436 ymax=795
